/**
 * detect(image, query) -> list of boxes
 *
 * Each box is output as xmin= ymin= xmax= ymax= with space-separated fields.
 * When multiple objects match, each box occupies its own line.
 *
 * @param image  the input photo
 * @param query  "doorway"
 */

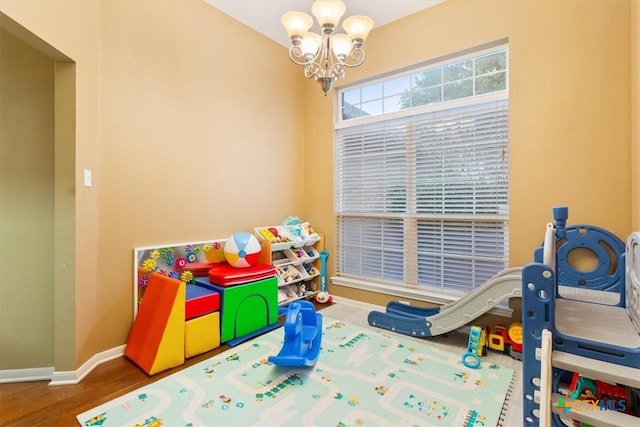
xmin=0 ymin=17 xmax=76 ymax=380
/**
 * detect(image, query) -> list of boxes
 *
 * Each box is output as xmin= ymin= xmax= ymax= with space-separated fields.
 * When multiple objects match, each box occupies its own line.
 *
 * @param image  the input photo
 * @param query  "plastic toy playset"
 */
xmin=367 ymin=267 xmax=522 ymax=337
xmin=127 ymin=234 xmax=280 ymax=375
xmin=367 ymin=206 xmax=639 ymax=425
xmin=269 ymin=300 xmax=322 ymax=367
xmin=522 ymin=208 xmax=640 ymax=426
xmin=127 ymin=220 xmax=322 ymax=376
xmin=461 ymin=323 xmax=523 ymax=369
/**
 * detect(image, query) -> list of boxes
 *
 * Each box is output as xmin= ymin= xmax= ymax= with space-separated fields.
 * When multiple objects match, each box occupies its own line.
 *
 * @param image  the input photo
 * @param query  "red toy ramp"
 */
xmin=125 ymin=273 xmax=185 ymax=375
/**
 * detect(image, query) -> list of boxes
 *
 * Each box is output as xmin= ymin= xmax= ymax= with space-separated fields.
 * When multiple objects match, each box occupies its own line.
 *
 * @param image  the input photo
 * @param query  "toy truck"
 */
xmin=488 ymin=323 xmax=523 ymax=360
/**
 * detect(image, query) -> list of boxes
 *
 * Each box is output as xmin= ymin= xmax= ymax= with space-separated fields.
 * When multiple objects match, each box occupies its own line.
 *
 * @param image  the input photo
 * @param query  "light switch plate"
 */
xmin=83 ymin=169 xmax=92 ymax=187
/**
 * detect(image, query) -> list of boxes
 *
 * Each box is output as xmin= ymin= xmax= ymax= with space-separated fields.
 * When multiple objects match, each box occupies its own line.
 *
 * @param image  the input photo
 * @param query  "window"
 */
xmin=335 ymin=46 xmax=509 ymax=299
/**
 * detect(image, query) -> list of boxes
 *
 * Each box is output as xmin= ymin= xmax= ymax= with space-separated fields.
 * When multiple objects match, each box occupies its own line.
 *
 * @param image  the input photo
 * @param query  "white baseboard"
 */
xmin=49 ymin=345 xmax=126 ymax=386
xmin=0 ymin=367 xmax=55 ymax=383
xmin=330 ymin=295 xmax=385 ymax=311
xmin=0 ymin=344 xmax=126 ymax=386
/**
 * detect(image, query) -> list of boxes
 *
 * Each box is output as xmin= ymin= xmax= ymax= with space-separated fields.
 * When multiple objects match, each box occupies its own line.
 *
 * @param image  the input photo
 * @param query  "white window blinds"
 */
xmin=335 ymin=98 xmax=509 ymax=294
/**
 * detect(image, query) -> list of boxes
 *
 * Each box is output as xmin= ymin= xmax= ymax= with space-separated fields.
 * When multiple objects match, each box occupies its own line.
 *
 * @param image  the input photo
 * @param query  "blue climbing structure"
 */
xmin=522 ymin=207 xmax=640 ymax=426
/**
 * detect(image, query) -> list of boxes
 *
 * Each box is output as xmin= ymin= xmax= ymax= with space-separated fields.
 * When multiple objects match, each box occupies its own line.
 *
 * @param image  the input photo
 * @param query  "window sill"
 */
xmin=331 ymin=276 xmax=513 ymax=318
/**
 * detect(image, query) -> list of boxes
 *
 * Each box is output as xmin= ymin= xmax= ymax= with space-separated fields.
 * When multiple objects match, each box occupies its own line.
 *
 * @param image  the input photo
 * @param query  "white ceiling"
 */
xmin=204 ymin=1 xmax=445 ymax=47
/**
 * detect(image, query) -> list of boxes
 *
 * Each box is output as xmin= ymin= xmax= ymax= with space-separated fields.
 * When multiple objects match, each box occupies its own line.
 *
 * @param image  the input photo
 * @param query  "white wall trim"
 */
xmin=329 ymin=295 xmax=385 ymax=312
xmin=0 ymin=367 xmax=55 ymax=384
xmin=49 ymin=345 xmax=126 ymax=386
xmin=332 ymin=276 xmax=460 ymax=305
xmin=0 ymin=345 xmax=126 ymax=386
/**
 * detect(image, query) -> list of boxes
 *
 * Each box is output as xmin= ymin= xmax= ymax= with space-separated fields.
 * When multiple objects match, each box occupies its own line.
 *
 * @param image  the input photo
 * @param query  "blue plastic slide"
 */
xmin=268 ymin=300 xmax=322 ymax=367
xmin=385 ymin=301 xmax=441 ymax=318
xmin=368 ymin=267 xmax=523 ymax=337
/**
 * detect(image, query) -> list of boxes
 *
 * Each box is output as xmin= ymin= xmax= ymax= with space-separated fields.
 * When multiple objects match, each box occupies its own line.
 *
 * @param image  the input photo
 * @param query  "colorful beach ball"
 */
xmin=224 ymin=232 xmax=262 ymax=268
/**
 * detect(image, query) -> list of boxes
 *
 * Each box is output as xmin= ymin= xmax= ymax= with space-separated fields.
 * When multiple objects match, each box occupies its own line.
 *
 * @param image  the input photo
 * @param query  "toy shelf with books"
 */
xmin=255 ymin=223 xmax=322 ymax=306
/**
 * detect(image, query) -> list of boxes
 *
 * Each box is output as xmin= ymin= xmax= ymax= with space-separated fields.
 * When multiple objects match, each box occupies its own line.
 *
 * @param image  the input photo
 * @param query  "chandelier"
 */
xmin=281 ymin=0 xmax=374 ymax=96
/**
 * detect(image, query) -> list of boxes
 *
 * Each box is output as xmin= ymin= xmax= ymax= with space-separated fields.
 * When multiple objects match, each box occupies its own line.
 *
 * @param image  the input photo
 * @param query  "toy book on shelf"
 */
xmin=255 ymin=221 xmax=323 ymax=307
xmin=522 ymin=207 xmax=640 ymax=427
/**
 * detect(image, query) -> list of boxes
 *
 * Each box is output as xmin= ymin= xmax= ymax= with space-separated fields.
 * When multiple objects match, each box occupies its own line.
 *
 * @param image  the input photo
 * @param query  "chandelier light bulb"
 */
xmin=311 ymin=0 xmax=346 ymax=27
xmin=331 ymin=34 xmax=352 ymax=59
xmin=342 ymin=15 xmax=374 ymax=42
xmin=300 ymin=32 xmax=322 ymax=57
xmin=281 ymin=11 xmax=313 ymax=39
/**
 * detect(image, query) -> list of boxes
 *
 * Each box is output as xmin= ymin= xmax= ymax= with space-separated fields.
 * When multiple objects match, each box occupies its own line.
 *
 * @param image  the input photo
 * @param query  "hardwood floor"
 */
xmin=0 ymin=340 xmax=234 ymax=426
xmin=0 ymin=302 xmax=331 ymax=426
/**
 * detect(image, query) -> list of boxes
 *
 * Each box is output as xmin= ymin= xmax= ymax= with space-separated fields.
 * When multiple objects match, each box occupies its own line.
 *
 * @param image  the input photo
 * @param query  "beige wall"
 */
xmin=633 ymin=0 xmax=639 ymax=230
xmin=0 ymin=29 xmax=55 ymax=369
xmin=0 ymin=0 xmax=636 ymax=373
xmin=1 ymin=0 xmax=303 ymax=371
xmin=92 ymin=1 xmax=304 ymax=367
xmin=304 ymin=0 xmax=634 ymax=306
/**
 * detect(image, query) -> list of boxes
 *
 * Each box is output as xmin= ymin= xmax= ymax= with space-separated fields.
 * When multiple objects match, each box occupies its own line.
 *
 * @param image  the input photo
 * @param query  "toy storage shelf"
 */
xmin=256 ymin=228 xmax=323 ymax=307
xmin=550 ymin=351 xmax=640 ymax=389
xmin=542 ymin=350 xmax=640 ymax=427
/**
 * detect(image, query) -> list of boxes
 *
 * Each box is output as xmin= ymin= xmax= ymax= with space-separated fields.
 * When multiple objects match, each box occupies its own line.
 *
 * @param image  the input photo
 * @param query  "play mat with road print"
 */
xmin=77 ymin=316 xmax=514 ymax=427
